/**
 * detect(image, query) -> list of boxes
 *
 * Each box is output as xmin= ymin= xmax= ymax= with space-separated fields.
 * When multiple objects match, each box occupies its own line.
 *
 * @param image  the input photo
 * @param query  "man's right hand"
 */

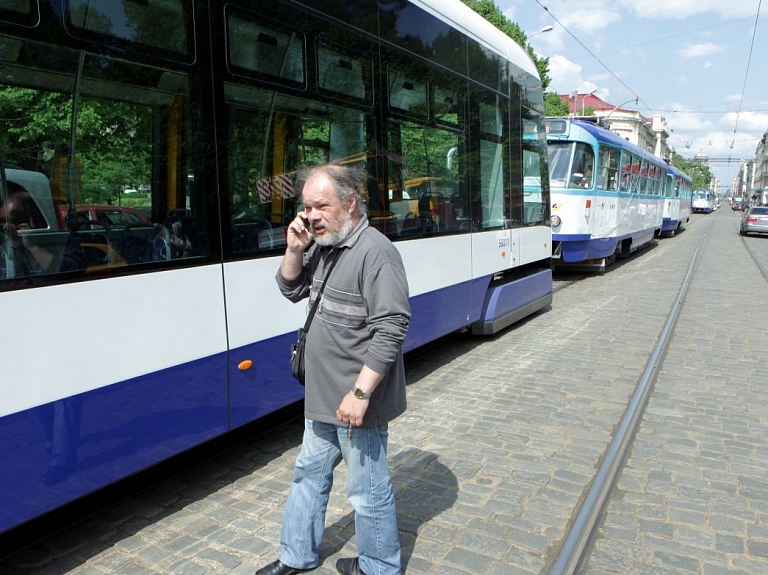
xmin=286 ymin=211 xmax=313 ymax=252
xmin=280 ymin=212 xmax=314 ymax=280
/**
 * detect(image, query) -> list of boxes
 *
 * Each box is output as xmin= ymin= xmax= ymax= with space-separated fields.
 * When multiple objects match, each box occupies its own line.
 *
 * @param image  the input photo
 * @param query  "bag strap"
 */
xmin=301 ymin=248 xmax=342 ymax=334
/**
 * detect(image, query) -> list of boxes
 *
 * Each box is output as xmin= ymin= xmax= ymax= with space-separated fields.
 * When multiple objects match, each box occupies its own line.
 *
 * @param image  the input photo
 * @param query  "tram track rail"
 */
xmin=549 ymin=220 xmax=714 ymax=574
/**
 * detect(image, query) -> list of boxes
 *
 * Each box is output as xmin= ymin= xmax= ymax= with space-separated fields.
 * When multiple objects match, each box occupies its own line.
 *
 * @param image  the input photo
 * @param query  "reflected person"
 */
xmin=0 ymin=182 xmax=86 ymax=276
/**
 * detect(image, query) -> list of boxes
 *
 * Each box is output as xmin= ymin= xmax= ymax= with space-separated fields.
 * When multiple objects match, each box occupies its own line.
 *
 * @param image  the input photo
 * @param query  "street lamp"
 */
xmin=528 ymin=25 xmax=553 ymax=39
xmin=581 ymin=88 xmax=597 ymax=116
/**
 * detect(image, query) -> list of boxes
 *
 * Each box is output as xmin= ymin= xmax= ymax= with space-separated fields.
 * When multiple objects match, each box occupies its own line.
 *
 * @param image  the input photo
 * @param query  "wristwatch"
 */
xmin=353 ymin=387 xmax=372 ymax=400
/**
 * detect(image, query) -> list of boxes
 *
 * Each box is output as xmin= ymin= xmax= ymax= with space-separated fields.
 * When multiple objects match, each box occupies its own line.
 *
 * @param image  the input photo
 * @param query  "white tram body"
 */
xmin=0 ymin=0 xmax=553 ymax=537
xmin=692 ymin=190 xmax=716 ymax=213
xmin=546 ymin=119 xmax=667 ymax=264
xmin=662 ymin=165 xmax=693 ymax=235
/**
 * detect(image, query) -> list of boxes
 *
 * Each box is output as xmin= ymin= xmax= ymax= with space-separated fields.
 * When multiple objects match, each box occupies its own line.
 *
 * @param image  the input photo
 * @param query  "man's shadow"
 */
xmin=320 ymin=448 xmax=458 ymax=571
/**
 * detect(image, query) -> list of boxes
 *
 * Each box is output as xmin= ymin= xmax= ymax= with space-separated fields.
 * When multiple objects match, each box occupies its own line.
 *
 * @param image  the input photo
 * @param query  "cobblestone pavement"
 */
xmin=583 ymin=208 xmax=768 ymax=575
xmin=3 ymin=208 xmax=767 ymax=575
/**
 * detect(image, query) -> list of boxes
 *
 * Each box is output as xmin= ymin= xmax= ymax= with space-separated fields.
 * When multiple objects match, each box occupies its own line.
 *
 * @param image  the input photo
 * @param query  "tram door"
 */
xmin=218 ymin=4 xmax=380 ymax=428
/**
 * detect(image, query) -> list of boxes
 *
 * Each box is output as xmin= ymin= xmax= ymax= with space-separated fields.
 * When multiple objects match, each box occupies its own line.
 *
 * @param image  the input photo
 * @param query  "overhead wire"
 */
xmin=532 ymin=0 xmax=655 ymax=117
xmin=729 ymin=0 xmax=762 ymax=151
xmin=532 ymin=0 xmax=763 ymax=186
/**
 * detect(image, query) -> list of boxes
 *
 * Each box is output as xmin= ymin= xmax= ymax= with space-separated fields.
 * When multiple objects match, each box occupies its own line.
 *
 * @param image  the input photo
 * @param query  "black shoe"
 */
xmin=255 ymin=559 xmax=310 ymax=575
xmin=335 ymin=557 xmax=367 ymax=575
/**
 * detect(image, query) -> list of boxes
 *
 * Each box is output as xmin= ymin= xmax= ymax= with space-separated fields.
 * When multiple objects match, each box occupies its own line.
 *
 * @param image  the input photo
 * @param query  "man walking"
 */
xmin=257 ymin=163 xmax=410 ymax=575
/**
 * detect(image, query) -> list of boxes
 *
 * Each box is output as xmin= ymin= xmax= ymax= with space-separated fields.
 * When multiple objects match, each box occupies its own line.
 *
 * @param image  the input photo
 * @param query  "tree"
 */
xmin=461 ymin=0 xmax=551 ymax=91
xmin=673 ymin=156 xmax=712 ymax=190
xmin=544 ymin=93 xmax=570 ymax=116
xmin=0 ymin=87 xmax=152 ymax=203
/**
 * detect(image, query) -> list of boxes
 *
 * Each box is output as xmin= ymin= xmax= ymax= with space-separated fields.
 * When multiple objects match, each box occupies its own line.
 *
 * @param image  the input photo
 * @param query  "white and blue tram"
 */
xmin=661 ymin=165 xmax=693 ymax=236
xmin=546 ymin=118 xmax=667 ymax=267
xmin=692 ymin=189 xmax=716 ymax=213
xmin=0 ymin=0 xmax=552 ymax=539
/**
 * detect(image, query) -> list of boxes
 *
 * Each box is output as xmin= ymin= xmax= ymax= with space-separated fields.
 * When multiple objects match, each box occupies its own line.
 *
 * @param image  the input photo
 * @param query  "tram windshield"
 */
xmin=547 ymin=142 xmax=594 ymax=189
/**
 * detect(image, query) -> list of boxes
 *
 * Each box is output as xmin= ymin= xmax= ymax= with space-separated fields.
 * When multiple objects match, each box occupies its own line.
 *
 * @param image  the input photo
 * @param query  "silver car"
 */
xmin=740 ymin=206 xmax=768 ymax=236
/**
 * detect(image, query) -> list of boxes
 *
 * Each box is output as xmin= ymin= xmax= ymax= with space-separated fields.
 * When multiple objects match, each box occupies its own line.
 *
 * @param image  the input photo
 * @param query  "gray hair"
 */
xmin=296 ymin=163 xmax=366 ymax=217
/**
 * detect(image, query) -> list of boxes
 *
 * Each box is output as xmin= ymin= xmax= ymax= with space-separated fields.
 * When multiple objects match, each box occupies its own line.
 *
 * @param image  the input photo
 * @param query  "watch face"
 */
xmin=354 ymin=388 xmax=369 ymax=398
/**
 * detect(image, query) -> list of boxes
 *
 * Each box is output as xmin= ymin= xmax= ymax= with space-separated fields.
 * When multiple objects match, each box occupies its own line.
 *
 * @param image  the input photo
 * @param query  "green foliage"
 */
xmin=0 ymin=87 xmax=152 ymax=202
xmin=673 ymin=156 xmax=712 ymax=190
xmin=461 ymin=0 xmax=551 ymax=91
xmin=544 ymin=93 xmax=570 ymax=116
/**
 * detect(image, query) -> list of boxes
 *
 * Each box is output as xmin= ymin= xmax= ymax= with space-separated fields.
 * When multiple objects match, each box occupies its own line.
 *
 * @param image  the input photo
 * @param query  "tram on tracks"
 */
xmin=661 ymin=165 xmax=693 ymax=236
xmin=0 ymin=0 xmax=552 ymax=539
xmin=692 ymin=189 xmax=716 ymax=213
xmin=546 ymin=118 xmax=668 ymax=269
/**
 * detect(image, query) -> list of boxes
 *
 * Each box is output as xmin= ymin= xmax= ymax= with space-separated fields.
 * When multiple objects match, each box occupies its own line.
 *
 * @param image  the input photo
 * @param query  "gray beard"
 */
xmin=313 ymin=215 xmax=354 ymax=246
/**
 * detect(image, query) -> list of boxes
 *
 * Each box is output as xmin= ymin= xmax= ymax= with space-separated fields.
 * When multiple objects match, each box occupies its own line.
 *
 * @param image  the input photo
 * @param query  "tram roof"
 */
xmin=572 ymin=119 xmax=667 ymax=166
xmin=667 ymin=165 xmax=692 ymax=181
xmin=411 ymin=0 xmax=539 ymax=79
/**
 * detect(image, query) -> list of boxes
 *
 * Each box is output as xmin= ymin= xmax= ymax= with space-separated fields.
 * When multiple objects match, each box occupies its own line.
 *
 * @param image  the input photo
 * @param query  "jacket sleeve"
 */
xmin=362 ymin=259 xmax=411 ymax=375
xmin=275 ymin=247 xmax=314 ymax=303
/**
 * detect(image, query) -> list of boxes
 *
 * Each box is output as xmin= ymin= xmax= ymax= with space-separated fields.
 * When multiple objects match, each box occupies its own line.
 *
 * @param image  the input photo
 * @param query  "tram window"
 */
xmin=224 ymin=83 xmax=370 ymax=254
xmin=227 ymin=8 xmax=305 ymax=86
xmin=598 ymin=146 xmax=619 ymax=191
xmin=546 ymin=142 xmax=573 ymax=187
xmin=638 ymin=160 xmax=648 ymax=194
xmin=434 ymin=85 xmax=459 ymax=127
xmin=388 ymin=67 xmax=428 ymax=120
xmin=567 ymin=144 xmax=594 ymax=189
xmin=627 ymin=155 xmax=641 ymax=193
xmin=474 ymin=95 xmax=510 ymax=229
xmin=0 ymin=35 xmax=204 ymax=288
xmin=619 ymin=152 xmax=632 ymax=193
xmin=521 ymin=113 xmax=548 ymax=226
xmin=0 ymin=0 xmax=39 ymax=27
xmin=386 ymin=0 xmax=466 ymax=76
xmin=386 ymin=121 xmax=464 ymax=238
xmin=66 ymin=0 xmax=193 ymax=59
xmin=468 ymin=38 xmax=503 ymax=93
xmin=316 ymin=40 xmax=371 ymax=104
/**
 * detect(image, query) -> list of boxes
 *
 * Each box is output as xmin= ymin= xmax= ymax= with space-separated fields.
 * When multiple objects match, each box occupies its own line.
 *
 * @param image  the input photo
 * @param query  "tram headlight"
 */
xmin=551 ymin=215 xmax=561 ymax=227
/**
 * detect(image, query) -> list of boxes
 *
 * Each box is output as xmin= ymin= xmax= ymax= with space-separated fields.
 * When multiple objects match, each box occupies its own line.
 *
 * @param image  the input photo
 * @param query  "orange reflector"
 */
xmin=238 ymin=360 xmax=253 ymax=371
xmin=585 ymin=199 xmax=592 ymax=208
xmin=501 ymin=251 xmax=506 ymax=257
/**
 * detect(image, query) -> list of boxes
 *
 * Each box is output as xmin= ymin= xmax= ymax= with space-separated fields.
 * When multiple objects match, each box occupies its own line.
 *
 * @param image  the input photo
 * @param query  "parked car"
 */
xmin=732 ymin=197 xmax=746 ymax=211
xmin=740 ymin=206 xmax=768 ymax=236
xmin=58 ymin=204 xmax=150 ymax=230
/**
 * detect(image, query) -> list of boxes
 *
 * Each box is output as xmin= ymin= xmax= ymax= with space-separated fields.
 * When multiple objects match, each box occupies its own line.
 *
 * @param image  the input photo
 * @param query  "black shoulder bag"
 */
xmin=290 ymin=249 xmax=341 ymax=385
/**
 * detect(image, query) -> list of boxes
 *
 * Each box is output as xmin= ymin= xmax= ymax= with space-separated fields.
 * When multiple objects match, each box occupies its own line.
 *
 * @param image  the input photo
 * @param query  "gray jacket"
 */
xmin=276 ymin=215 xmax=410 ymax=427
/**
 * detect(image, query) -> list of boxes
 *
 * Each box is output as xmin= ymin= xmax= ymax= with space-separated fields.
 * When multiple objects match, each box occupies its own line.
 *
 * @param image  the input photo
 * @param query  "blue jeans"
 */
xmin=279 ymin=419 xmax=401 ymax=575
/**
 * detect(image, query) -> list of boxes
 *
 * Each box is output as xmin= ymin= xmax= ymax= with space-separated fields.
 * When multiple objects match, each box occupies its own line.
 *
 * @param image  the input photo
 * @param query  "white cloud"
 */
xmin=677 ymin=43 xmax=724 ymax=58
xmin=547 ymin=55 xmax=585 ymax=94
xmin=618 ymin=0 xmax=758 ymax=19
xmin=720 ymin=111 xmax=768 ymax=131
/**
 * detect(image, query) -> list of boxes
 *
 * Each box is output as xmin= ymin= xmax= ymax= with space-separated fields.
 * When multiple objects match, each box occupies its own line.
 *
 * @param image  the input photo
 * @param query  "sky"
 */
xmin=499 ymin=0 xmax=768 ymax=189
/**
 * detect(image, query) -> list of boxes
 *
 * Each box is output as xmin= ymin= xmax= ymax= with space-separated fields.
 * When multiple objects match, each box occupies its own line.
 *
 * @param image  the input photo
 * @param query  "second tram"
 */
xmin=661 ymin=165 xmax=693 ymax=236
xmin=546 ymin=118 xmax=668 ymax=268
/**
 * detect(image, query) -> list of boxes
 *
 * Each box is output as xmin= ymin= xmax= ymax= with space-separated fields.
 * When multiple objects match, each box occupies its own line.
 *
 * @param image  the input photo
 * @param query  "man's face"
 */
xmin=302 ymin=173 xmax=356 ymax=247
xmin=0 ymin=195 xmax=31 ymax=233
